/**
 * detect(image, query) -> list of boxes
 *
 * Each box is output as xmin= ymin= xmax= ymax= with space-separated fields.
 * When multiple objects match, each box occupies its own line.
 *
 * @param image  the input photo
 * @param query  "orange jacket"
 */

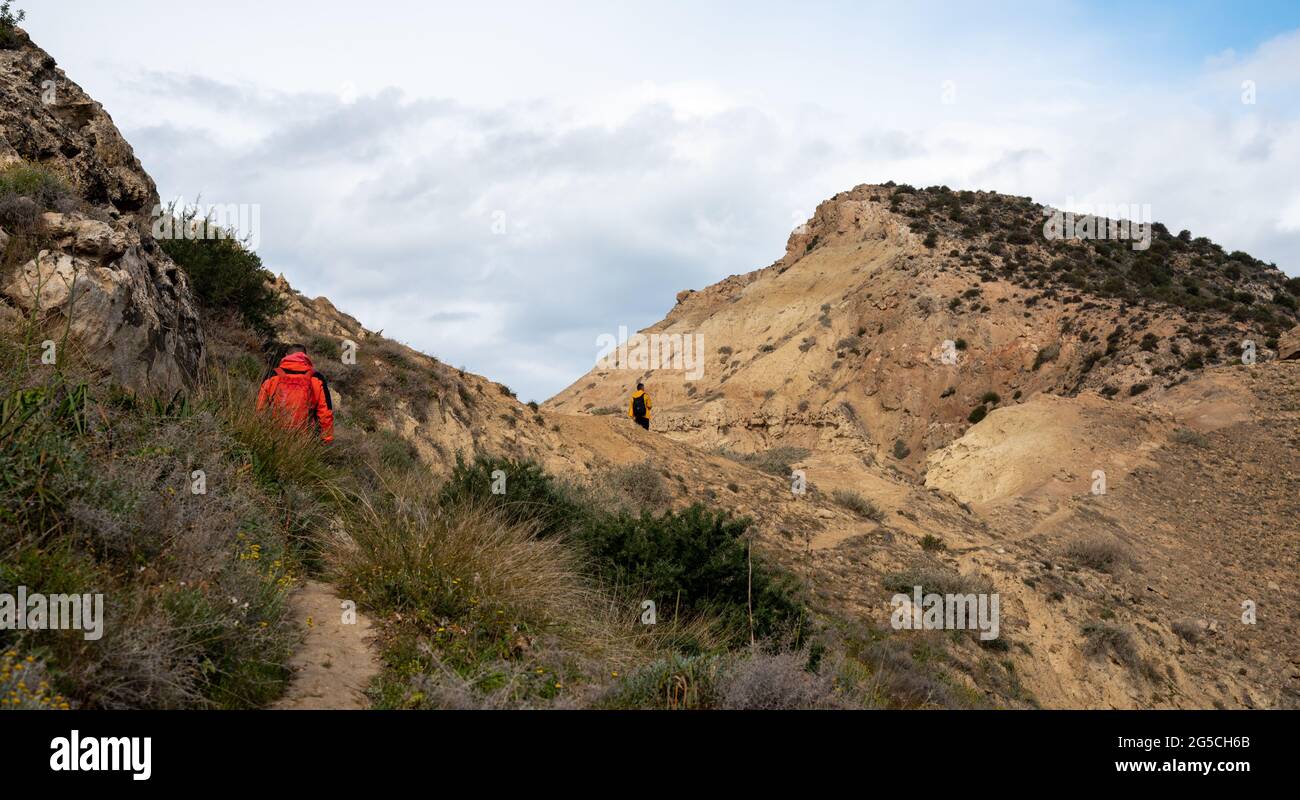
xmin=256 ymin=352 xmax=334 ymax=442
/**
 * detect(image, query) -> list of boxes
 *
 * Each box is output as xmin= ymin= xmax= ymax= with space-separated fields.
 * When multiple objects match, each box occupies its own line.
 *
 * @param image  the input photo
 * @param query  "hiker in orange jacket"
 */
xmin=256 ymin=345 xmax=334 ymax=443
xmin=628 ymin=383 xmax=651 ymax=430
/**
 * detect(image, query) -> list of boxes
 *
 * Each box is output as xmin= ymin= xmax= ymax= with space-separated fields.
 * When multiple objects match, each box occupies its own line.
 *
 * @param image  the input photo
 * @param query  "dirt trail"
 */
xmin=273 ymin=580 xmax=381 ymax=710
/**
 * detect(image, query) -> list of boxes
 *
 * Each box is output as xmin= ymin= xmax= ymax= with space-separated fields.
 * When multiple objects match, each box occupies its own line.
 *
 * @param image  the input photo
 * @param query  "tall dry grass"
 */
xmin=325 ymin=464 xmax=728 ymax=707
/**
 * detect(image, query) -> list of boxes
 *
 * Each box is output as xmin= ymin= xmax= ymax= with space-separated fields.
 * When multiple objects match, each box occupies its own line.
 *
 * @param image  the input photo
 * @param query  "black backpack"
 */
xmin=632 ymin=394 xmax=646 ymax=418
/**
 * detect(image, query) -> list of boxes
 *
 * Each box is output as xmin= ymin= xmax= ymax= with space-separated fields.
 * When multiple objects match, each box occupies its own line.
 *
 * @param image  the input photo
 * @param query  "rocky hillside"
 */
xmin=263 ymin=274 xmax=869 ymax=543
xmin=0 ymin=28 xmax=202 ymax=391
xmin=547 ymin=183 xmax=1299 ymax=480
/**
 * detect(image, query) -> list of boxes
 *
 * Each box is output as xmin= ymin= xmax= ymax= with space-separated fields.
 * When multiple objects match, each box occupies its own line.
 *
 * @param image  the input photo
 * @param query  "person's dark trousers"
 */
xmin=635 ymin=417 xmax=649 ymax=430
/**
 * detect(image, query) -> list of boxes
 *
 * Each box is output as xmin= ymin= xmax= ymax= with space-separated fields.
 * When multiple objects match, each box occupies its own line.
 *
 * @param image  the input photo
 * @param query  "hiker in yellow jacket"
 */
xmin=628 ymin=383 xmax=651 ymax=430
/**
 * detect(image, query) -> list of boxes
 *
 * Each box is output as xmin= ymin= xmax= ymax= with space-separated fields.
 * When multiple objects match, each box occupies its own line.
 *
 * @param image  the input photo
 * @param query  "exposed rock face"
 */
xmin=0 ymin=29 xmax=203 ymax=391
xmin=1280 ymin=325 xmax=1300 ymax=360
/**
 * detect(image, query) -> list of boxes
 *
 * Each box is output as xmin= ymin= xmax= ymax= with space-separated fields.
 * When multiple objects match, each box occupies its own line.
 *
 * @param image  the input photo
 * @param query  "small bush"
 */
xmin=436 ymin=454 xmax=584 ymax=539
xmin=718 ymin=648 xmax=849 ymax=710
xmin=1171 ymin=620 xmax=1201 ymax=644
xmin=308 ymin=334 xmax=342 ymax=362
xmin=0 ymin=649 xmax=69 ymax=709
xmin=1032 ymin=342 xmax=1060 ymax=371
xmin=717 ymin=446 xmax=809 ymax=476
xmin=594 ymin=460 xmax=673 ymax=512
xmin=882 ymin=565 xmax=994 ymax=597
xmin=578 ymin=505 xmax=806 ymax=643
xmin=1170 ymin=428 xmax=1207 ymax=447
xmin=920 ymin=534 xmax=946 ymax=552
xmin=0 ymin=193 xmax=40 ymax=236
xmin=1081 ymin=622 xmax=1157 ymax=681
xmin=0 ymin=162 xmax=76 ymax=212
xmin=0 ymin=2 xmax=24 ymax=50
xmin=967 ymin=404 xmax=988 ymax=423
xmin=1064 ymin=535 xmax=1129 ymax=572
xmin=595 ymin=653 xmax=724 ymax=710
xmin=892 ymin=439 xmax=911 ymax=459
xmin=832 ymin=488 xmax=883 ymax=521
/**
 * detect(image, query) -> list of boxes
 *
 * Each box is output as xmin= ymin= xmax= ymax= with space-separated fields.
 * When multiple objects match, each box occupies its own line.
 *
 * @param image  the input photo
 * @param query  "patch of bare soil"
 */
xmin=273 ymin=580 xmax=381 ymax=710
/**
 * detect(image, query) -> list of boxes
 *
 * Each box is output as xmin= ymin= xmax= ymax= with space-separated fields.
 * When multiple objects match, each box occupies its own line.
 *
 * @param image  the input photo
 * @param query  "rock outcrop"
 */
xmin=0 ymin=28 xmax=202 ymax=391
xmin=1279 ymin=324 xmax=1300 ymax=360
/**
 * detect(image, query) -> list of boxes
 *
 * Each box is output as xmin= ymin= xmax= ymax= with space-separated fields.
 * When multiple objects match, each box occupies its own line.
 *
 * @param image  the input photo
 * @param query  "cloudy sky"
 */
xmin=25 ymin=0 xmax=1300 ymax=401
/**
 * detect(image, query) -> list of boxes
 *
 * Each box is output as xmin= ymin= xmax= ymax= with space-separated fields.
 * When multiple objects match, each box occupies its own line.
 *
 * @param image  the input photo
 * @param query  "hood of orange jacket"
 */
xmin=276 ymin=351 xmax=315 ymax=373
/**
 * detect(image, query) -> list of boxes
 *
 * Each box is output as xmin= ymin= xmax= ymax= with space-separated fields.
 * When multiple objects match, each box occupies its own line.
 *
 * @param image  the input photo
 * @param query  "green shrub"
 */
xmin=436 ymin=454 xmax=585 ymax=539
xmin=577 ymin=505 xmax=805 ymax=642
xmin=968 ymin=404 xmax=988 ymax=423
xmin=882 ymin=564 xmax=993 ymax=597
xmin=0 ymin=162 xmax=76 ymax=216
xmin=920 ymin=534 xmax=946 ymax=552
xmin=0 ymin=3 xmax=26 ymax=51
xmin=595 ymin=653 xmax=725 ymax=709
xmin=158 ymin=204 xmax=285 ymax=337
xmin=308 ymin=334 xmax=342 ymax=362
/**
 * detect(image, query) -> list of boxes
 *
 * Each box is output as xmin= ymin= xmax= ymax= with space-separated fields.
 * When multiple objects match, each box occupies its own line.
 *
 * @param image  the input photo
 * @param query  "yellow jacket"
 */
xmin=628 ymin=390 xmax=651 ymax=419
